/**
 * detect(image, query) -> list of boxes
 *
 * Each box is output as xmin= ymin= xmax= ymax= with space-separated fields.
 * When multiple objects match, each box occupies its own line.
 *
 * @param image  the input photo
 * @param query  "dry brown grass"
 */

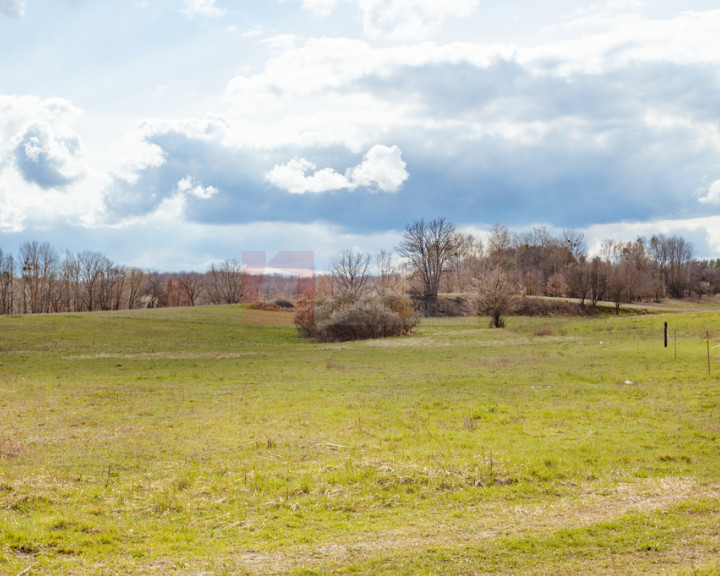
xmin=0 ymin=435 xmax=22 ymax=459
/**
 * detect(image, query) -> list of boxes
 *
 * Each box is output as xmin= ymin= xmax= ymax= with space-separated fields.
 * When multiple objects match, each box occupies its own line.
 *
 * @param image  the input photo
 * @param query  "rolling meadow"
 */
xmin=1 ymin=304 xmax=719 ymax=575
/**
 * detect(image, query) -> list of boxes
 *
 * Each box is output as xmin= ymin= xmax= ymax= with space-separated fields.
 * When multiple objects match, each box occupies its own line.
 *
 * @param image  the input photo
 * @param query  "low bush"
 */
xmin=410 ymin=293 xmax=475 ymax=317
xmin=437 ymin=294 xmax=475 ymax=317
xmin=518 ymin=297 xmax=595 ymax=317
xmin=294 ymin=293 xmax=419 ymax=342
xmin=248 ymin=301 xmax=293 ymax=312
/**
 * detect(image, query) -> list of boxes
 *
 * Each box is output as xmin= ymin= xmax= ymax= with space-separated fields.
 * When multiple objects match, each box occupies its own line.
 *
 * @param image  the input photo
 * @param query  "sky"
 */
xmin=1 ymin=0 xmax=720 ymax=271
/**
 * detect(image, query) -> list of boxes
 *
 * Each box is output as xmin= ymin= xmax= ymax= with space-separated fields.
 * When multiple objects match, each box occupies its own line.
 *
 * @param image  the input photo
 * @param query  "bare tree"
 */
xmin=127 ymin=268 xmax=148 ymax=310
xmin=19 ymin=241 xmax=38 ymax=313
xmin=77 ymin=250 xmax=108 ymax=311
xmin=514 ymin=226 xmax=576 ymax=292
xmin=332 ymin=249 xmax=371 ymax=298
xmin=144 ymin=271 xmax=168 ymax=308
xmin=375 ymin=249 xmax=399 ymax=294
xmin=603 ymin=238 xmax=656 ymax=304
xmin=0 ymin=248 xmax=15 ymax=315
xmin=545 ymin=273 xmax=568 ymax=297
xmin=606 ymin=261 xmax=632 ymax=314
xmin=177 ymin=272 xmax=205 ymax=306
xmin=396 ymin=217 xmax=458 ymax=314
xmin=486 ymin=223 xmax=514 ymax=269
xmin=446 ymin=232 xmax=483 ymax=293
xmin=649 ymin=234 xmax=694 ymax=298
xmin=476 ymin=268 xmax=522 ymax=328
xmin=98 ymin=264 xmax=126 ymax=311
xmin=19 ymin=240 xmax=58 ymax=314
xmin=206 ymin=259 xmax=242 ymax=304
xmin=565 ymin=258 xmax=591 ymax=307
xmin=562 ymin=229 xmax=587 ymax=262
xmin=166 ymin=278 xmax=185 ymax=307
xmin=58 ymin=252 xmax=82 ymax=312
xmin=588 ymin=256 xmax=607 ymax=307
xmin=711 ymin=259 xmax=720 ymax=295
xmin=690 ymin=261 xmax=714 ymax=301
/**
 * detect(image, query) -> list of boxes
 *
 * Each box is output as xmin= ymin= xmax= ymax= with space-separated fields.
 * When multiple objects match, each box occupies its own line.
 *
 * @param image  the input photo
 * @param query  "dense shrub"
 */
xmin=294 ymin=293 xmax=419 ymax=342
xmin=293 ymin=302 xmax=317 ymax=339
xmin=409 ymin=293 xmax=475 ymax=317
xmin=248 ymin=301 xmax=292 ymax=312
xmin=517 ymin=297 xmax=595 ymax=317
xmin=437 ymin=294 xmax=475 ymax=317
xmin=381 ymin=292 xmax=423 ymax=330
xmin=273 ymin=298 xmax=294 ymax=309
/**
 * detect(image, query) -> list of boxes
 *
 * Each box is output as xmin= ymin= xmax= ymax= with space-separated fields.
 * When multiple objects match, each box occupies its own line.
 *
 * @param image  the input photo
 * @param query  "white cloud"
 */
xmin=357 ymin=0 xmax=480 ymax=38
xmin=531 ymin=7 xmax=720 ymax=76
xmin=219 ymin=5 xmax=720 ymax=157
xmin=265 ymin=158 xmax=350 ymax=194
xmin=301 ymin=0 xmax=337 ymax=17
xmin=348 ymin=144 xmax=408 ymax=192
xmin=285 ymin=0 xmax=479 ymax=36
xmin=181 ymin=0 xmax=225 ymax=19
xmin=221 ymin=37 xmax=511 ymax=150
xmin=0 ymin=95 xmax=106 ymax=232
xmin=698 ymin=179 xmax=720 ymax=205
xmin=0 ymin=0 xmax=24 ymax=18
xmin=266 ymin=145 xmax=409 ymax=194
xmin=103 ymin=128 xmax=165 ymax=186
xmin=0 ymin=96 xmax=83 ymax=158
xmin=177 ymin=175 xmax=218 ymax=199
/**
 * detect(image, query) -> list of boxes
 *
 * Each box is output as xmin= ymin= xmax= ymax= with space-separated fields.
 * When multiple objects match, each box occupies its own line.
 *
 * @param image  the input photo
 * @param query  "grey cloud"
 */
xmin=101 ymin=112 xmax=720 ymax=240
xmin=359 ymin=59 xmax=720 ymax=125
xmin=100 ymin=52 xmax=720 ymax=240
xmin=348 ymin=57 xmax=720 ymax=223
xmin=102 ymin=177 xmax=165 ymax=221
xmin=101 ymin=127 xmax=413 ymax=232
xmin=102 ymin=130 xmax=247 ymax=222
xmin=0 ymin=0 xmax=24 ymax=17
xmin=14 ymin=124 xmax=84 ymax=189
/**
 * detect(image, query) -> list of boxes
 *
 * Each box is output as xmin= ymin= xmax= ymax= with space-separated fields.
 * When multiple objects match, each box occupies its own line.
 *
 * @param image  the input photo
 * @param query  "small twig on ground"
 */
xmin=16 ymin=565 xmax=34 ymax=576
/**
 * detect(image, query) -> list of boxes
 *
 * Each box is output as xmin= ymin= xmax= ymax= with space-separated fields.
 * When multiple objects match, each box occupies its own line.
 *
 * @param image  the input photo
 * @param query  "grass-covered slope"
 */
xmin=1 ymin=306 xmax=719 ymax=575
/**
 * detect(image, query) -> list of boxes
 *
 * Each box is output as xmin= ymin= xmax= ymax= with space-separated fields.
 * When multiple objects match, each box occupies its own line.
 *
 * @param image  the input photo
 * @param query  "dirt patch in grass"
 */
xmin=226 ymin=477 xmax=720 ymax=575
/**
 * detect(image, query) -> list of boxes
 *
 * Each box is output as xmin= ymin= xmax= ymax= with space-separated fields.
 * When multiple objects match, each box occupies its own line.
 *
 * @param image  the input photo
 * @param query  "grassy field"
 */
xmin=1 ymin=304 xmax=719 ymax=575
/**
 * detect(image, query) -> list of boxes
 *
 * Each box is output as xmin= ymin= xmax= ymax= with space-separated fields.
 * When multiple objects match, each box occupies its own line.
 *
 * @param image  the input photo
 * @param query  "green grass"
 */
xmin=1 ymin=305 xmax=719 ymax=575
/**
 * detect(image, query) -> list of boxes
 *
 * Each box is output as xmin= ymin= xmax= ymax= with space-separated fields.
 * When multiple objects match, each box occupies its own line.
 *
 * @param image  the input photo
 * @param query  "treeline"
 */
xmin=1 ymin=224 xmax=719 ymax=316
xmin=432 ymin=225 xmax=720 ymax=306
xmin=302 ymin=219 xmax=720 ymax=338
xmin=0 ymin=241 xmax=307 ymax=315
xmin=322 ymin=222 xmax=719 ymax=316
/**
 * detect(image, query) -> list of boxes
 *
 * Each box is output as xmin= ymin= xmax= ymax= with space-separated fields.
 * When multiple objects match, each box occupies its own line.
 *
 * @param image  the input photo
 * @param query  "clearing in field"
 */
xmin=1 ymin=305 xmax=719 ymax=575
